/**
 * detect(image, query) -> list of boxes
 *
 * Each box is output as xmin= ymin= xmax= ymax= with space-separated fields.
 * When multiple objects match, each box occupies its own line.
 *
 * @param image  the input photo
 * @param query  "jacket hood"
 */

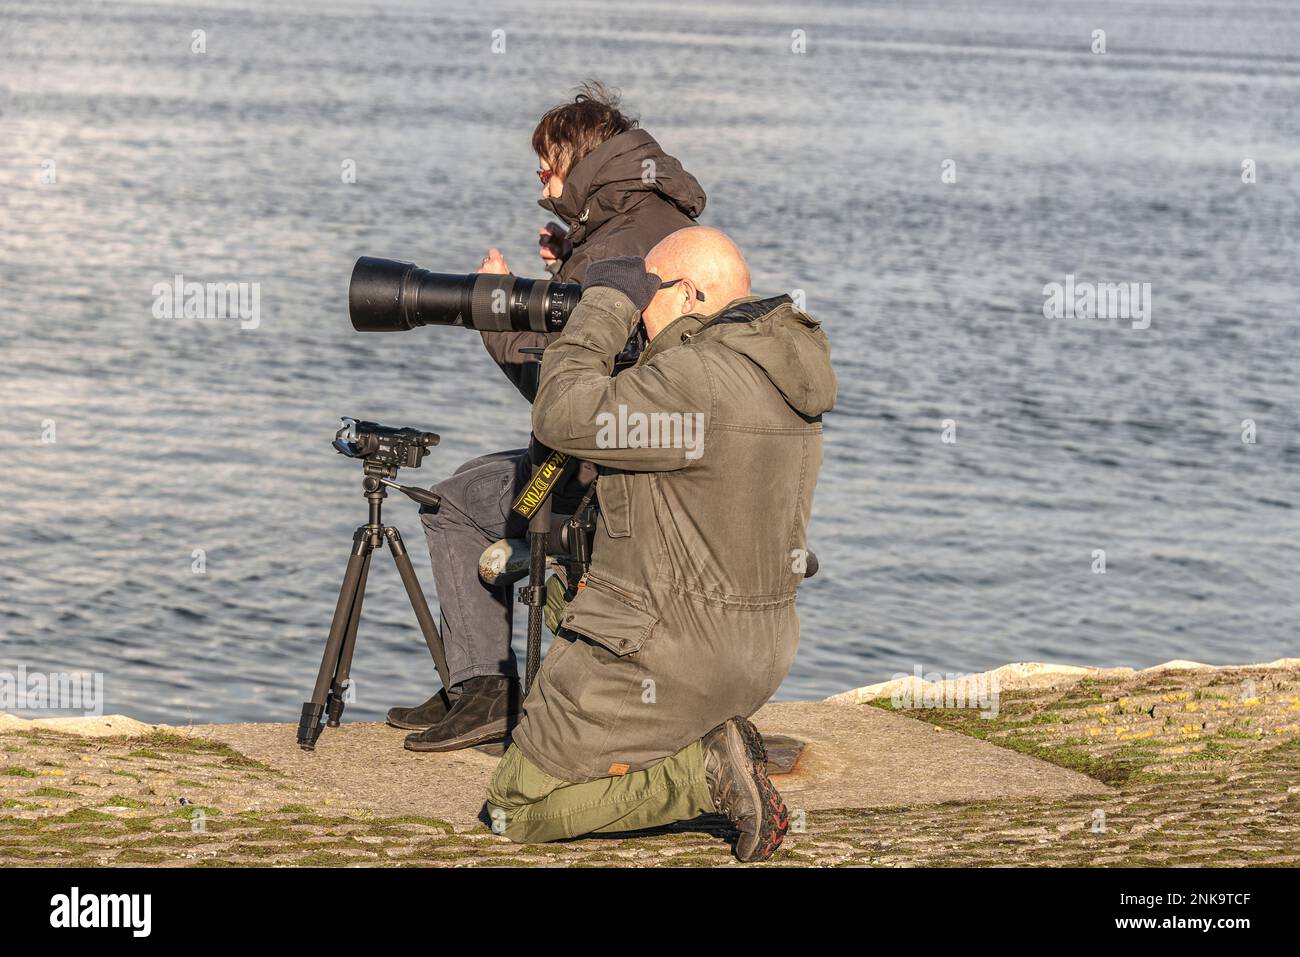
xmin=539 ymin=129 xmax=706 ymax=241
xmin=688 ymin=295 xmax=837 ymax=417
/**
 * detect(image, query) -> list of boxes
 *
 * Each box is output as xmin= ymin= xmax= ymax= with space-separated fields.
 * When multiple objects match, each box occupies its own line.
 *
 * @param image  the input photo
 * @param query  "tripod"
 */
xmin=297 ymin=460 xmax=450 ymax=750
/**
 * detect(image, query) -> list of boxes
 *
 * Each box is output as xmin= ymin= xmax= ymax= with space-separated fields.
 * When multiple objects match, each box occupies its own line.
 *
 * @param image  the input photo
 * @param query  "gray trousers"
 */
xmin=419 ymin=448 xmax=532 ymax=687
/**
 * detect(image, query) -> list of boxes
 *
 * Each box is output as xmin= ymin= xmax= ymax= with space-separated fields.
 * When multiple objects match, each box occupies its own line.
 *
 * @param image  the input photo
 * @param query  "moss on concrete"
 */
xmin=3 ymin=664 xmax=1297 ymax=866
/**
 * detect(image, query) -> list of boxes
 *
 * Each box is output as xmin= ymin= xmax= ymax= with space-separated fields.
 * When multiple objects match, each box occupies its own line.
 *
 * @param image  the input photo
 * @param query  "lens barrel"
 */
xmin=349 ymin=256 xmax=581 ymax=334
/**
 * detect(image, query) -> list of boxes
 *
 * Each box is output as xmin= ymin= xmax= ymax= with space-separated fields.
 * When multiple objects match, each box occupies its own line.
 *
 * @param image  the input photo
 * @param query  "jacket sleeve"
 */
xmin=555 ymin=243 xmax=596 ymax=284
xmin=532 ymin=287 xmax=711 ymax=471
xmin=478 ymin=244 xmax=591 ymax=401
xmin=479 ymin=330 xmax=558 ymax=403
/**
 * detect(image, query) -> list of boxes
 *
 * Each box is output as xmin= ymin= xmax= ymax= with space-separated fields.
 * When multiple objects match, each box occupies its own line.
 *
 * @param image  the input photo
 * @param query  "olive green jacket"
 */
xmin=515 ymin=287 xmax=836 ymax=783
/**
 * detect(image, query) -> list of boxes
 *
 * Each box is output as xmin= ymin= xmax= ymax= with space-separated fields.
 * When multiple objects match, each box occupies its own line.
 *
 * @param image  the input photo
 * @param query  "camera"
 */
xmin=332 ymin=416 xmax=439 ymax=471
xmin=349 ymin=256 xmax=582 ymax=334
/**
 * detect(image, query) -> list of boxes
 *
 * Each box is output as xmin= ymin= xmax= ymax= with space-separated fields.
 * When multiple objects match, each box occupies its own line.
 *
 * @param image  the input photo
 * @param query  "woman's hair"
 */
xmin=532 ymin=81 xmax=638 ymax=177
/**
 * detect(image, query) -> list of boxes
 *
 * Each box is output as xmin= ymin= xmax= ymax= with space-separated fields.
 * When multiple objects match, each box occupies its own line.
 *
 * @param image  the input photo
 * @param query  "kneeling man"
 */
xmin=485 ymin=227 xmax=836 ymax=862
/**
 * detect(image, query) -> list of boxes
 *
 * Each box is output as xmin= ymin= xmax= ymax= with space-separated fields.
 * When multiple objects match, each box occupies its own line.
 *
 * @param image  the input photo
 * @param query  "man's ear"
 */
xmin=681 ymin=281 xmax=700 ymax=314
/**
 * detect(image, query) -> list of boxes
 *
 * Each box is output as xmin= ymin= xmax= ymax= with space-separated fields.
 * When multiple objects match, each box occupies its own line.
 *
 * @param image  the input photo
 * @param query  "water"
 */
xmin=1 ymin=0 xmax=1297 ymax=724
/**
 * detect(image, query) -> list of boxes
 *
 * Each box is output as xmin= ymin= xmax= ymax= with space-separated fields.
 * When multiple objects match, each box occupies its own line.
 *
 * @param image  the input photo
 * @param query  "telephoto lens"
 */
xmin=349 ymin=256 xmax=582 ymax=334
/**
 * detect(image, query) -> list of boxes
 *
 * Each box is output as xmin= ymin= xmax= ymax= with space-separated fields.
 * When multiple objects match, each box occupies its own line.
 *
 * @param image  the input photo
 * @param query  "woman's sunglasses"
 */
xmin=536 ymin=168 xmax=555 ymax=185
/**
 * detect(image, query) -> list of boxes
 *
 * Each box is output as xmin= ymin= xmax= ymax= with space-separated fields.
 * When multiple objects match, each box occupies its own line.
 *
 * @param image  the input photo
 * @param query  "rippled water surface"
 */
xmin=1 ymin=0 xmax=1298 ymax=723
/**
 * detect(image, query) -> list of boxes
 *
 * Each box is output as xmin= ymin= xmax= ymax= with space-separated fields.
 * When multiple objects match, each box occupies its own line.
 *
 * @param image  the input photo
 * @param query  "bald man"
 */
xmin=484 ymin=227 xmax=836 ymax=862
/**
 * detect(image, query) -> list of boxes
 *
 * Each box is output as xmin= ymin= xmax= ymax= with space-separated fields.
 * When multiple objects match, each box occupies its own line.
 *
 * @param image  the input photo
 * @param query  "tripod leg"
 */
xmin=502 ymin=579 xmax=515 ymax=672
xmin=512 ymin=454 xmax=573 ymax=697
xmin=384 ymin=526 xmax=454 ymax=694
xmin=521 ymin=485 xmax=554 ymax=695
xmin=524 ymin=529 xmax=547 ymax=695
xmin=328 ymin=546 xmax=372 ymax=727
xmin=298 ymin=527 xmax=371 ymax=750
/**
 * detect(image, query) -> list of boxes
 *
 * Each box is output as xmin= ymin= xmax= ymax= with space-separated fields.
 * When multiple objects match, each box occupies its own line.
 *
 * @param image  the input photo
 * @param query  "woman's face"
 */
xmin=539 ymin=155 xmax=565 ymax=201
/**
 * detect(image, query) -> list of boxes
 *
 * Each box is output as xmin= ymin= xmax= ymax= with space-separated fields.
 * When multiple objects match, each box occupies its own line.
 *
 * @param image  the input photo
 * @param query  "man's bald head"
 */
xmin=641 ymin=226 xmax=751 ymax=339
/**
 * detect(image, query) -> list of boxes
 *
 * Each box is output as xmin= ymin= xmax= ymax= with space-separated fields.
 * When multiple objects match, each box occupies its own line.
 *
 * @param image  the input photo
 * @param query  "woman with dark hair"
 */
xmin=478 ymin=80 xmax=707 ymax=399
xmin=389 ymin=84 xmax=708 ymax=753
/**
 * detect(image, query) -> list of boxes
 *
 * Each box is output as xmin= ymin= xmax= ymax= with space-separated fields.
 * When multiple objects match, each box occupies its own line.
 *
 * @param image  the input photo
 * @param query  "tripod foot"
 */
xmin=298 ymin=702 xmax=325 ymax=751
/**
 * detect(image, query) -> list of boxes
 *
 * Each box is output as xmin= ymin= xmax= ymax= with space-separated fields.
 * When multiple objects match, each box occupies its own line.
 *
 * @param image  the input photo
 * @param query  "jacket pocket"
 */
xmin=559 ymin=575 xmax=657 ymax=656
xmin=597 ymin=471 xmax=633 ymax=538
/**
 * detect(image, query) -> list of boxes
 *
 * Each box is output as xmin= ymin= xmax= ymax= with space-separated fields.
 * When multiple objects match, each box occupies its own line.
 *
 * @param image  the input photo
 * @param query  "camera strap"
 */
xmin=511 ymin=448 xmax=572 ymax=520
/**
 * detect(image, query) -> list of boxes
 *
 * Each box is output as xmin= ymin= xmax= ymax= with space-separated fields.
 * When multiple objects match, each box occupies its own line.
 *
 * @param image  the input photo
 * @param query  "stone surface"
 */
xmin=2 ymin=661 xmax=1296 ymax=866
xmin=178 ymin=699 xmax=1106 ymax=826
xmin=759 ymin=734 xmax=804 ymax=775
xmin=824 ymin=657 xmax=1300 ymax=706
xmin=0 ymin=714 xmax=160 ymax=737
xmin=753 ymin=702 xmax=1108 ymax=811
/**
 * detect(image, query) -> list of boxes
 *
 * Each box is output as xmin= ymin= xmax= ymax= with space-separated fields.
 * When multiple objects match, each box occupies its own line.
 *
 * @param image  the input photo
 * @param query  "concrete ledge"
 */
xmin=0 ymin=714 xmax=160 ymax=737
xmin=167 ymin=698 xmax=1108 ymax=827
xmin=2 ymin=659 xmax=1297 ymax=866
xmin=825 ymin=657 xmax=1300 ymax=706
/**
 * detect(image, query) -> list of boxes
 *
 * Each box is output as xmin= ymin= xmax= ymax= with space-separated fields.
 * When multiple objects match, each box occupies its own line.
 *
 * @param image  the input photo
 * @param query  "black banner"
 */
xmin=0 ymin=866 xmax=1285 ymax=943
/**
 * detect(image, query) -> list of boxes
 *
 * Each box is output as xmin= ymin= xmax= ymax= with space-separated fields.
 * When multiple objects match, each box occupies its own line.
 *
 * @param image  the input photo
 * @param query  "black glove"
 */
xmin=581 ymin=256 xmax=663 ymax=312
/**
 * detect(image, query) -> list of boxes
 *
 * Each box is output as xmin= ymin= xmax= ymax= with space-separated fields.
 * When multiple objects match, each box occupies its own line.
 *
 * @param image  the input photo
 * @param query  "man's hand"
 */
xmin=538 ymin=222 xmax=571 ymax=265
xmin=478 ymin=248 xmax=511 ymax=275
xmin=582 ymin=256 xmax=662 ymax=312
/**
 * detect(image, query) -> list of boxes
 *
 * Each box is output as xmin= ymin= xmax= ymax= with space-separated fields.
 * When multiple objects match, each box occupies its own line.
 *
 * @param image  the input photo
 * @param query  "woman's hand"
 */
xmin=477 ymin=248 xmax=511 ymax=275
xmin=538 ymin=222 xmax=572 ymax=265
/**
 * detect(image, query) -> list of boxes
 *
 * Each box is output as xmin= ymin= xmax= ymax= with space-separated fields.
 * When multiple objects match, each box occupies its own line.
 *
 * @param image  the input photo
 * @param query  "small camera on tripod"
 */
xmin=298 ymin=415 xmax=588 ymax=752
xmin=333 ymin=416 xmax=439 ymax=473
xmin=297 ymin=416 xmax=450 ymax=751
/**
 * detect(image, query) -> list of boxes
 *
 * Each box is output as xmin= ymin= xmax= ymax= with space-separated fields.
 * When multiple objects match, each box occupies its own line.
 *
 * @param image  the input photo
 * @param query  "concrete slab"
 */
xmin=751 ymin=701 xmax=1109 ymax=811
xmin=191 ymin=699 xmax=1108 ymax=825
xmin=190 ymin=720 xmax=501 ymax=823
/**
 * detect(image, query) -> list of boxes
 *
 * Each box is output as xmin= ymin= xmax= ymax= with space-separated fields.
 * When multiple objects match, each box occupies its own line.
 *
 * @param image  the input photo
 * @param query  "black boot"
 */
xmin=702 ymin=716 xmax=789 ymax=862
xmin=404 ymin=675 xmax=521 ymax=752
xmin=386 ymin=686 xmax=461 ymax=731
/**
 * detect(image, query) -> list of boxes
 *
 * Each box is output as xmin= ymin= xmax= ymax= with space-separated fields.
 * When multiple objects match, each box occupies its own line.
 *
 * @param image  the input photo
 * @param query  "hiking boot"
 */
xmin=404 ymin=675 xmax=521 ymax=752
xmin=386 ymin=686 xmax=461 ymax=731
xmin=702 ymin=716 xmax=788 ymax=862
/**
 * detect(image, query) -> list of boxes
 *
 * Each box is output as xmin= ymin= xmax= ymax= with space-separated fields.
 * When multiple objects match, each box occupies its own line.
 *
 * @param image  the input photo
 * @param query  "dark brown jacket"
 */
xmin=516 ymin=288 xmax=837 ymax=783
xmin=481 ymin=129 xmax=706 ymax=402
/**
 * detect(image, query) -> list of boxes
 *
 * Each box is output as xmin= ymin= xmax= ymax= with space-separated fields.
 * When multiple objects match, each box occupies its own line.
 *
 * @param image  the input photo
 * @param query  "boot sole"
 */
xmin=732 ymin=718 xmax=789 ymax=862
xmin=403 ymin=715 xmax=518 ymax=753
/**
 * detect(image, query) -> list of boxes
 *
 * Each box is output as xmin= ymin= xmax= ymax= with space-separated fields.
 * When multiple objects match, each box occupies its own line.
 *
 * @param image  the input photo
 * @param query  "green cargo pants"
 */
xmin=485 ymin=740 xmax=715 ymax=843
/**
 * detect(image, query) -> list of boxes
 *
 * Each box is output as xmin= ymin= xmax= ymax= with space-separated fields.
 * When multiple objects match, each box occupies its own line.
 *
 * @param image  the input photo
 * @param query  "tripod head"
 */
xmin=334 ymin=416 xmax=442 ymax=509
